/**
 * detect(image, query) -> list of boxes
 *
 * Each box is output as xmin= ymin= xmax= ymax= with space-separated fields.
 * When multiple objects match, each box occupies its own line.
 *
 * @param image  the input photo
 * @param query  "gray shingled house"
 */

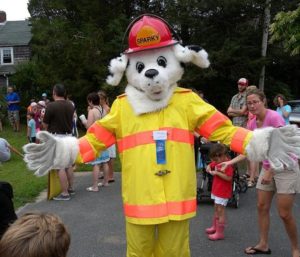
xmin=0 ymin=11 xmax=31 ymax=88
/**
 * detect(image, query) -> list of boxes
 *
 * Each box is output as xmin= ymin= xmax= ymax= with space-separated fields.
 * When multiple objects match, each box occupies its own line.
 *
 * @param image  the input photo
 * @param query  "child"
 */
xmin=205 ymin=143 xmax=234 ymax=240
xmin=27 ymin=112 xmax=36 ymax=143
xmin=0 ymin=212 xmax=70 ymax=257
xmin=0 ymin=182 xmax=17 ymax=239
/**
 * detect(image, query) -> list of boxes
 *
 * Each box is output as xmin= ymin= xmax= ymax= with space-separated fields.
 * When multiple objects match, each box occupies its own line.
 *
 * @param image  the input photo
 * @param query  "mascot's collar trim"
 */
xmin=123 ymin=85 xmax=191 ymax=115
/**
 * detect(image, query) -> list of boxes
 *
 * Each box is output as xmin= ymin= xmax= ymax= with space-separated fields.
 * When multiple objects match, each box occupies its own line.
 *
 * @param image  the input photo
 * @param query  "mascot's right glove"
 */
xmin=23 ymin=131 xmax=79 ymax=177
xmin=246 ymin=125 xmax=300 ymax=171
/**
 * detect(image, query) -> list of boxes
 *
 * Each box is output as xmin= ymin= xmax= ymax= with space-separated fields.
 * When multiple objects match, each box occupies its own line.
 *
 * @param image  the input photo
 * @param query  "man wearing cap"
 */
xmin=227 ymin=78 xmax=248 ymax=127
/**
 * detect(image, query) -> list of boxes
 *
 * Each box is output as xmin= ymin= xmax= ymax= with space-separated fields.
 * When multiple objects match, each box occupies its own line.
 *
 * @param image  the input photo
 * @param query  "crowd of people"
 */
xmin=1 ymin=84 xmax=116 ymax=197
xmin=198 ymin=79 xmax=299 ymax=257
xmin=0 ymin=78 xmax=299 ymax=257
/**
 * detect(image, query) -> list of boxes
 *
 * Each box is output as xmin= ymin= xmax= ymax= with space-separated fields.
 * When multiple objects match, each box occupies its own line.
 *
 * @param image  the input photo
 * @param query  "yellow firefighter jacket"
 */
xmin=76 ymin=87 xmax=253 ymax=225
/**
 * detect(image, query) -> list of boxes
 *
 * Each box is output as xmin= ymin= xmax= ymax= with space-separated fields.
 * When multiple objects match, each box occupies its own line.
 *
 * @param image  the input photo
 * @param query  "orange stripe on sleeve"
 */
xmin=78 ymin=137 xmax=96 ymax=163
xmin=197 ymin=112 xmax=229 ymax=139
xmin=230 ymin=127 xmax=249 ymax=154
xmin=87 ymin=123 xmax=116 ymax=147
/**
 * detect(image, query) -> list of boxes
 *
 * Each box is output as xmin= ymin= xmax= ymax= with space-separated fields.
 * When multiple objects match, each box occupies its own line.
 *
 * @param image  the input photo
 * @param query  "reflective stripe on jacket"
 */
xmin=76 ymin=87 xmax=253 ymax=224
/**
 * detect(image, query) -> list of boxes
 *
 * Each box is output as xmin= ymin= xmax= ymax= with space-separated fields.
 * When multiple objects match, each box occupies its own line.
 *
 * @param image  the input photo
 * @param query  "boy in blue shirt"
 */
xmin=27 ymin=112 xmax=36 ymax=143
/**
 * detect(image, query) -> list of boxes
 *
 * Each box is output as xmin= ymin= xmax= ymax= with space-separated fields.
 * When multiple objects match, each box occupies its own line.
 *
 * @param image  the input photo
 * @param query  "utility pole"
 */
xmin=259 ymin=0 xmax=271 ymax=91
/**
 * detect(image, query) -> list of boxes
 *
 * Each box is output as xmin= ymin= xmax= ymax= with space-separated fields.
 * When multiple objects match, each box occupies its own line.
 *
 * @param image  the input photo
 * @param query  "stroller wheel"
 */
xmin=196 ymin=188 xmax=202 ymax=204
xmin=235 ymin=183 xmax=241 ymax=194
xmin=233 ymin=193 xmax=239 ymax=208
xmin=239 ymin=180 xmax=248 ymax=193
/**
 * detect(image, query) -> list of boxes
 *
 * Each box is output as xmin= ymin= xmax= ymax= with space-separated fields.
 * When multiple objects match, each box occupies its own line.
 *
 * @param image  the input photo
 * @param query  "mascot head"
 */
xmin=106 ymin=14 xmax=210 ymax=115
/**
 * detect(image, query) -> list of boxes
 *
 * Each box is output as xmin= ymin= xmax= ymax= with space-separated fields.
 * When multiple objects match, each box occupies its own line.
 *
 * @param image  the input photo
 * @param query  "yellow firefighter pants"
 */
xmin=126 ymin=220 xmax=191 ymax=257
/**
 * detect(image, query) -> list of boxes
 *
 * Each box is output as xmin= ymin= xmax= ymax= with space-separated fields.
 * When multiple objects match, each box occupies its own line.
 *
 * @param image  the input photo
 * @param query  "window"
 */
xmin=0 ymin=47 xmax=14 ymax=65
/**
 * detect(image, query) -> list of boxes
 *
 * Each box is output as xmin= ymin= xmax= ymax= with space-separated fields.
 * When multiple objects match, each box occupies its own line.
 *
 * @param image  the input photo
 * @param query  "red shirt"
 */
xmin=210 ymin=161 xmax=234 ymax=199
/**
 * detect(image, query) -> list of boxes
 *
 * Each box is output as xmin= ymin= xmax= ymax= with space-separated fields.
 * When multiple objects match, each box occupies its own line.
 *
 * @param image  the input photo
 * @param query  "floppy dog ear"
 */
xmin=106 ymin=54 xmax=128 ymax=86
xmin=173 ymin=44 xmax=210 ymax=68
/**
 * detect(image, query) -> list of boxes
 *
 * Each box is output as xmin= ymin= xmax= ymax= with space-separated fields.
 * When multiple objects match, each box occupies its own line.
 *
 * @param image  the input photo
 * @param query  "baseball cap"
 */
xmin=30 ymin=102 xmax=37 ymax=107
xmin=42 ymin=93 xmax=47 ymax=97
xmin=237 ymin=78 xmax=248 ymax=86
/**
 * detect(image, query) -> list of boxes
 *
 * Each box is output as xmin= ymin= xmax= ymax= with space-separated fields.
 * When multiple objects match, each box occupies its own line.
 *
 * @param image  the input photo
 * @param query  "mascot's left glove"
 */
xmin=23 ymin=131 xmax=79 ymax=176
xmin=246 ymin=125 xmax=300 ymax=171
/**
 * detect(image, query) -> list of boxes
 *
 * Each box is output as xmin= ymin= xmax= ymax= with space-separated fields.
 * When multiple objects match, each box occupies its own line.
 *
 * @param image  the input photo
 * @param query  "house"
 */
xmin=0 ymin=11 xmax=31 ymax=88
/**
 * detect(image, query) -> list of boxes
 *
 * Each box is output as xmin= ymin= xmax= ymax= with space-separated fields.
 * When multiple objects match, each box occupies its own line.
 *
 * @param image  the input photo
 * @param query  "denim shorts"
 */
xmin=211 ymin=194 xmax=229 ymax=206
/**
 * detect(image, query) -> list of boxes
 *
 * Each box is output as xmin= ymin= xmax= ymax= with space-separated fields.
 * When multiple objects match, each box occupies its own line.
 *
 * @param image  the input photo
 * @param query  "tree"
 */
xmin=258 ymin=0 xmax=271 ymax=91
xmin=270 ymin=5 xmax=300 ymax=56
xmin=12 ymin=0 xmax=300 ymax=115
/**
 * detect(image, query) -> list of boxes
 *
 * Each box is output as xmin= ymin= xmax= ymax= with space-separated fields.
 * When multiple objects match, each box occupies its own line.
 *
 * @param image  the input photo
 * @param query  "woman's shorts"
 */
xmin=211 ymin=194 xmax=229 ymax=206
xmin=108 ymin=144 xmax=116 ymax=158
xmin=87 ymin=150 xmax=110 ymax=165
xmin=256 ymin=167 xmax=300 ymax=194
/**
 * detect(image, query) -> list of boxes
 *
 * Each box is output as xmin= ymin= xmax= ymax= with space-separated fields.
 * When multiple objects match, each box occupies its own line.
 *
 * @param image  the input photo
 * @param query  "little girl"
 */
xmin=205 ymin=143 xmax=233 ymax=240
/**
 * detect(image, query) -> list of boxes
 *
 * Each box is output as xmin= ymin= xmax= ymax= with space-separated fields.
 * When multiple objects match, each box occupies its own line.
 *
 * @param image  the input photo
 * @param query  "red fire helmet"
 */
xmin=125 ymin=15 xmax=178 ymax=54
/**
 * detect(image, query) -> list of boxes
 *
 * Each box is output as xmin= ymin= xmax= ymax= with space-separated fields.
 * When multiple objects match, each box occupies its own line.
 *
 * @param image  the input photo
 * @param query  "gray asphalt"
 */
xmin=18 ymin=172 xmax=300 ymax=257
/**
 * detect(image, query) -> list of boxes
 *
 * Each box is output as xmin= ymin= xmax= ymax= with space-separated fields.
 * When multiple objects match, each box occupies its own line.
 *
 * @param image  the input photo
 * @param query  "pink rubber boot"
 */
xmin=208 ymin=222 xmax=225 ymax=240
xmin=205 ymin=216 xmax=218 ymax=234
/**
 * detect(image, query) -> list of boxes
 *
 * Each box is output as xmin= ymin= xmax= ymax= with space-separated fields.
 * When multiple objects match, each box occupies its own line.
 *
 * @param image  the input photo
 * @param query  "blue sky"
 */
xmin=1 ymin=0 xmax=30 ymax=21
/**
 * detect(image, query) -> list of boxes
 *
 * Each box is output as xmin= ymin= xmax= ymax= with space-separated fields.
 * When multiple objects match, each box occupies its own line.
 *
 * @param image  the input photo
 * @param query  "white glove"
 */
xmin=23 ymin=131 xmax=79 ymax=176
xmin=246 ymin=125 xmax=300 ymax=171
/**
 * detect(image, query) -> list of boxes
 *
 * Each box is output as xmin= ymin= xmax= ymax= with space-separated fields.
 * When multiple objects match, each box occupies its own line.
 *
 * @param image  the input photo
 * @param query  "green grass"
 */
xmin=0 ymin=124 xmax=47 ymax=209
xmin=0 ymin=125 xmax=121 ymax=209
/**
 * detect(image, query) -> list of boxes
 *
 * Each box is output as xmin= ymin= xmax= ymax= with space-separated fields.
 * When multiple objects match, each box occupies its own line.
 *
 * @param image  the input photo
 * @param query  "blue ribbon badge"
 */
xmin=153 ymin=131 xmax=167 ymax=165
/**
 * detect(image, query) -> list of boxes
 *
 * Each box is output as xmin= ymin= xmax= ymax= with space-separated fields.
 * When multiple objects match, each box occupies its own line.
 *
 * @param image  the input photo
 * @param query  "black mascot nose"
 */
xmin=145 ymin=69 xmax=159 ymax=79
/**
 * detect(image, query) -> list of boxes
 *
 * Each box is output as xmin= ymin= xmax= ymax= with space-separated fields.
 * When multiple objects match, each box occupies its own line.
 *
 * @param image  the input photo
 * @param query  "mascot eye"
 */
xmin=157 ymin=56 xmax=167 ymax=68
xmin=136 ymin=62 xmax=145 ymax=73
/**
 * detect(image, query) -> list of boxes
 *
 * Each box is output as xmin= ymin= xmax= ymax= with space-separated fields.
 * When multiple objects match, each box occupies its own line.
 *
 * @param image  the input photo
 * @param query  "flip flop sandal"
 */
xmin=86 ymin=186 xmax=99 ymax=192
xmin=98 ymin=182 xmax=109 ymax=187
xmin=244 ymin=246 xmax=271 ymax=255
xmin=247 ymin=180 xmax=256 ymax=188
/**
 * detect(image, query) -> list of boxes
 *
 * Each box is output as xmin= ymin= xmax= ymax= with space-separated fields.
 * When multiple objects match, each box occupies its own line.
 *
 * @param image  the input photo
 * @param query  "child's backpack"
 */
xmin=0 ymin=181 xmax=17 ymax=238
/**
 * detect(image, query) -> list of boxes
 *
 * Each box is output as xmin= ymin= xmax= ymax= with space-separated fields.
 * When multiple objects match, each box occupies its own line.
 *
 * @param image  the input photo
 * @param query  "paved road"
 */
xmin=18 ymin=172 xmax=300 ymax=257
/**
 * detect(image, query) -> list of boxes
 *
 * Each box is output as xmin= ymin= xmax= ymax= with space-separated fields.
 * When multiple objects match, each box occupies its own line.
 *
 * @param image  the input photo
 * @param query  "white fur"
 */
xmin=106 ymin=54 xmax=128 ymax=86
xmin=173 ymin=44 xmax=210 ymax=68
xmin=126 ymin=83 xmax=177 ymax=115
xmin=192 ymin=49 xmax=210 ymax=68
xmin=53 ymin=136 xmax=79 ymax=169
xmin=120 ymin=47 xmax=183 ymax=114
xmin=246 ymin=127 xmax=274 ymax=161
xmin=106 ymin=44 xmax=209 ymax=114
xmin=173 ymin=44 xmax=194 ymax=63
xmin=23 ymin=131 xmax=79 ymax=176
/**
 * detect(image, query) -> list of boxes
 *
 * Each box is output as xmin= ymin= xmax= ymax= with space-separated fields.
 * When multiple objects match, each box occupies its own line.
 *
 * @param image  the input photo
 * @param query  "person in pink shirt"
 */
xmin=245 ymin=85 xmax=259 ymax=187
xmin=220 ymin=89 xmax=300 ymax=256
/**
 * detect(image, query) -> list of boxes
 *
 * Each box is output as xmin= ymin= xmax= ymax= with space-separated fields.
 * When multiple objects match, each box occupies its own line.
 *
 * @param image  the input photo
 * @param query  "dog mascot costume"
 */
xmin=24 ymin=14 xmax=300 ymax=257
